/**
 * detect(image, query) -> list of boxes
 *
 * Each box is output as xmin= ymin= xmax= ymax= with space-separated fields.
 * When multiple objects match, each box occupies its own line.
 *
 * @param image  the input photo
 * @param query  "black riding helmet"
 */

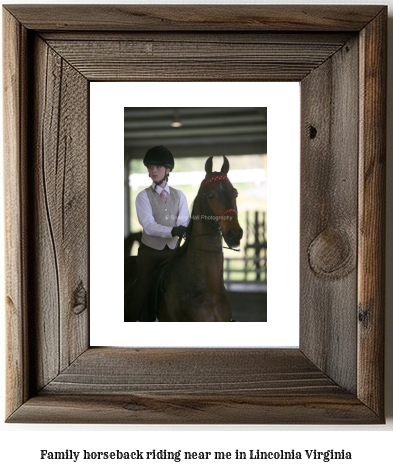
xmin=143 ymin=145 xmax=174 ymax=171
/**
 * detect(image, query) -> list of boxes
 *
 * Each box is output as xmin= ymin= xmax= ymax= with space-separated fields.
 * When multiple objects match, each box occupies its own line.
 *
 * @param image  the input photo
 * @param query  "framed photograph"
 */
xmin=122 ymin=104 xmax=270 ymax=325
xmin=3 ymin=5 xmax=386 ymax=423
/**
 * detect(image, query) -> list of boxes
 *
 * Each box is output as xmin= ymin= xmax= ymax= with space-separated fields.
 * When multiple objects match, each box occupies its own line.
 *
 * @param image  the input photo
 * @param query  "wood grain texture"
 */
xmin=3 ymin=9 xmax=31 ymax=418
xmin=28 ymin=36 xmax=89 ymax=391
xmin=40 ymin=31 xmax=354 ymax=44
xmin=43 ymin=348 xmax=340 ymax=395
xmin=300 ymin=36 xmax=359 ymax=394
xmin=7 ymin=348 xmax=379 ymax=424
xmin=357 ymin=9 xmax=386 ymax=417
xmin=3 ymin=5 xmax=386 ymax=424
xmin=3 ymin=5 xmax=384 ymax=31
xmin=9 ymin=392 xmax=379 ymax=425
xmin=46 ymin=37 xmax=347 ymax=82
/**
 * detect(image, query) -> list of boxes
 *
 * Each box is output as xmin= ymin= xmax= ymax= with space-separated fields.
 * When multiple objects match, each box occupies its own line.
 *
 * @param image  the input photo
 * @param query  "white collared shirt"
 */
xmin=135 ymin=183 xmax=190 ymax=238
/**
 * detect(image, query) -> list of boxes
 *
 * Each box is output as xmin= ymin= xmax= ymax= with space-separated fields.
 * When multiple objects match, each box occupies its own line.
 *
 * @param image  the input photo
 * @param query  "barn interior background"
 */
xmin=124 ymin=107 xmax=267 ymax=322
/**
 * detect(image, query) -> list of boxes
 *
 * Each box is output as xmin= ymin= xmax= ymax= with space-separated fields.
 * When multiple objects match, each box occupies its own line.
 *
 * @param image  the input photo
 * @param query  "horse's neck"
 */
xmin=190 ymin=221 xmax=222 ymax=252
xmin=186 ymin=198 xmax=224 ymax=288
xmin=192 ymin=196 xmax=222 ymax=246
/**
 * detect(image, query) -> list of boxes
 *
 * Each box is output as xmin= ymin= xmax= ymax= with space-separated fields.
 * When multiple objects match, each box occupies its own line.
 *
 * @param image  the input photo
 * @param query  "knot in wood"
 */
xmin=358 ymin=306 xmax=371 ymax=329
xmin=308 ymin=228 xmax=355 ymax=279
xmin=72 ymin=281 xmax=87 ymax=315
xmin=309 ymin=125 xmax=317 ymax=139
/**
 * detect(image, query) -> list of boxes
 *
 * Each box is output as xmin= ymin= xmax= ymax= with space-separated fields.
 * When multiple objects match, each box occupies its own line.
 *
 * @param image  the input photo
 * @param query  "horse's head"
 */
xmin=202 ymin=156 xmax=243 ymax=247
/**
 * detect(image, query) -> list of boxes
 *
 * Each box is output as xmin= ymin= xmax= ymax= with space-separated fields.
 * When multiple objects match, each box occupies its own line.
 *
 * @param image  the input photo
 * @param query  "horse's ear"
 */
xmin=221 ymin=156 xmax=230 ymax=174
xmin=205 ymin=156 xmax=213 ymax=175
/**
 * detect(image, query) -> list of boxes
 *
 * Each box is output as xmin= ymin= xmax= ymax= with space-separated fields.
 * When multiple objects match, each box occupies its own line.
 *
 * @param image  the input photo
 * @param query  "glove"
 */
xmin=171 ymin=225 xmax=187 ymax=238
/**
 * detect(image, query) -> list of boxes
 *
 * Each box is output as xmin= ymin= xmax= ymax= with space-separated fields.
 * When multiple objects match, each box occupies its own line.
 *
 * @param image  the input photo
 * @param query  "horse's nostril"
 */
xmin=226 ymin=228 xmax=243 ymax=241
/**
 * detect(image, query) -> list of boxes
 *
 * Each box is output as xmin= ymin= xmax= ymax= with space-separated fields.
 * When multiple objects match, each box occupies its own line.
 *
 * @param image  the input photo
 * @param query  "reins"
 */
xmin=178 ymin=231 xmax=241 ymax=254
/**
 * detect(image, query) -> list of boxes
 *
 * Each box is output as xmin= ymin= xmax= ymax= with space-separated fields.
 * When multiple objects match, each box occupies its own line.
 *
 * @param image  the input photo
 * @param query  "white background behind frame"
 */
xmin=90 ymin=82 xmax=300 ymax=347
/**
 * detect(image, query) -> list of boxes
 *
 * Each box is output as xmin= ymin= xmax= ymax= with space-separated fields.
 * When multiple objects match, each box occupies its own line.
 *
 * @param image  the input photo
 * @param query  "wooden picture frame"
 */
xmin=3 ymin=5 xmax=386 ymax=424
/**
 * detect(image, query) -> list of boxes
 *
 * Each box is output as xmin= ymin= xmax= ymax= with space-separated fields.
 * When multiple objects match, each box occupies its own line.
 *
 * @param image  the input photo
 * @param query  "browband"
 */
xmin=203 ymin=174 xmax=230 ymax=187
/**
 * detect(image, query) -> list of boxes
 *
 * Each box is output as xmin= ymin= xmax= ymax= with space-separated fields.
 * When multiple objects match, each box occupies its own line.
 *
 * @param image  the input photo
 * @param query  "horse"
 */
xmin=155 ymin=155 xmax=243 ymax=321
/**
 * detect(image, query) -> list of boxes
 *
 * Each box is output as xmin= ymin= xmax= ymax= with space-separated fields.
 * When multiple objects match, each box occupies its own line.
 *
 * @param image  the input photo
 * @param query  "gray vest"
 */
xmin=141 ymin=186 xmax=180 ymax=250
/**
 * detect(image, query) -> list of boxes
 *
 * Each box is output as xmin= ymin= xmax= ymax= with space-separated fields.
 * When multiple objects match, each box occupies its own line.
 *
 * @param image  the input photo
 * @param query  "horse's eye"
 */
xmin=207 ymin=193 xmax=214 ymax=199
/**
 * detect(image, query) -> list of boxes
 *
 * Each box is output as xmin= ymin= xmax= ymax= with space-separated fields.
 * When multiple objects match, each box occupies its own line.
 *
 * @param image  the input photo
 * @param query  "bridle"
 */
xmin=203 ymin=174 xmax=237 ymax=223
xmin=178 ymin=174 xmax=241 ymax=254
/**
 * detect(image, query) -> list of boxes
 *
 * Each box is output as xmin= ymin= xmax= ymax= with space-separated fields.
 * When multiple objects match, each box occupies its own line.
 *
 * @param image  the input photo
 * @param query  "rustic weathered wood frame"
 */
xmin=3 ymin=5 xmax=386 ymax=423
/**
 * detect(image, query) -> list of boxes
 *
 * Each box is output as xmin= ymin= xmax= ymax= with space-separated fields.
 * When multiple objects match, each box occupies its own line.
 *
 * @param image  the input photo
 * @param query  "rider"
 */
xmin=125 ymin=145 xmax=190 ymax=322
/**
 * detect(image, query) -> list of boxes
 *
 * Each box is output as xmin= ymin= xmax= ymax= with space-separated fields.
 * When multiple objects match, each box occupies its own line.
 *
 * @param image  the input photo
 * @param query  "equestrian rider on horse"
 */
xmin=125 ymin=145 xmax=190 ymax=322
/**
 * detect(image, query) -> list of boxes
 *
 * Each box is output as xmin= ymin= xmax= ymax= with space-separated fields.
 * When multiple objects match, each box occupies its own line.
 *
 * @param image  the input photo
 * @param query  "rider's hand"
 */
xmin=171 ymin=225 xmax=187 ymax=238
